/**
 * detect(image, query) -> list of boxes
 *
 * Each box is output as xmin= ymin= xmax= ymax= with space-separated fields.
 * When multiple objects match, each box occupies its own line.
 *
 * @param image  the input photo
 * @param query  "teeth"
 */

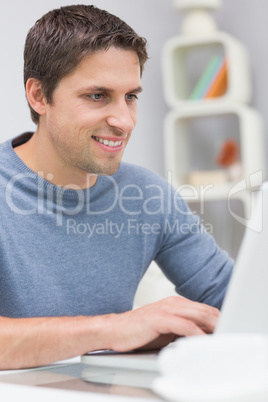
xmin=93 ymin=136 xmax=122 ymax=148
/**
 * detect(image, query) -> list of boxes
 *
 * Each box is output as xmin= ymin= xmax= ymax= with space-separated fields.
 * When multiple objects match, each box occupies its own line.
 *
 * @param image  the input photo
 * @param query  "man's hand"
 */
xmin=0 ymin=296 xmax=219 ymax=370
xmin=99 ymin=295 xmax=220 ymax=352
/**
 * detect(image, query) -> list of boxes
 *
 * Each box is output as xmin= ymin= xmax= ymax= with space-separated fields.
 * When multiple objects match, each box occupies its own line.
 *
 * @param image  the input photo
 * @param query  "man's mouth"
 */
xmin=92 ymin=136 xmax=123 ymax=148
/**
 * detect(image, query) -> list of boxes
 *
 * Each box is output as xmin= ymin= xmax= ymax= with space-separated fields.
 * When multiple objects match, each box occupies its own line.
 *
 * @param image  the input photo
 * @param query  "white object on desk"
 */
xmin=152 ymin=334 xmax=268 ymax=402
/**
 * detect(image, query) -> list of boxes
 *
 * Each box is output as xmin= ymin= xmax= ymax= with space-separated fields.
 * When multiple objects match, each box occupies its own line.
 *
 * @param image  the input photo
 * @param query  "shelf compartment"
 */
xmin=164 ymin=102 xmax=265 ymax=202
xmin=162 ymin=32 xmax=251 ymax=108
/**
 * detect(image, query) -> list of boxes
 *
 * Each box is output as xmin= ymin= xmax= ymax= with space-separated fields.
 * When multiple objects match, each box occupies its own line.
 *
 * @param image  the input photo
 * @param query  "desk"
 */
xmin=0 ymin=361 xmax=163 ymax=401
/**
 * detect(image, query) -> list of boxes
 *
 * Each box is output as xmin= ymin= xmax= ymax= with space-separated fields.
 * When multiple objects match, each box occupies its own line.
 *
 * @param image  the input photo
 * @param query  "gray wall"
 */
xmin=1 ymin=0 xmax=267 ymax=177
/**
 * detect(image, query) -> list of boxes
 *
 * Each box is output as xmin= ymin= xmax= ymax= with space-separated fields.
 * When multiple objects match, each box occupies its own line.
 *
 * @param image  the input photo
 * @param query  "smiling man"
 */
xmin=0 ymin=5 xmax=233 ymax=369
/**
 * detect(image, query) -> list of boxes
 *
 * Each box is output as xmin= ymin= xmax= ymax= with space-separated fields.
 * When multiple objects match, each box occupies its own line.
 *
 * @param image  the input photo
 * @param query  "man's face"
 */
xmin=41 ymin=47 xmax=142 ymax=178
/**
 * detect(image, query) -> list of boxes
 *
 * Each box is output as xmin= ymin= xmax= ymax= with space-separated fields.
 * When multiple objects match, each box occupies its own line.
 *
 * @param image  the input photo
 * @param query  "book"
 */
xmin=205 ymin=58 xmax=228 ymax=98
xmin=189 ymin=55 xmax=224 ymax=100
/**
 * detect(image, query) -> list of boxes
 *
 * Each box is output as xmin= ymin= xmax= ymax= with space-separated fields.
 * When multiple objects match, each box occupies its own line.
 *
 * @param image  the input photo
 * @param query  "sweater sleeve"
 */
xmin=154 ymin=184 xmax=234 ymax=309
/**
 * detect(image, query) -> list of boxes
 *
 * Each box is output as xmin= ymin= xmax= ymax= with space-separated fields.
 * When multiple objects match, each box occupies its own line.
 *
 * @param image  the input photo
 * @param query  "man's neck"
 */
xmin=13 ymin=130 xmax=98 ymax=190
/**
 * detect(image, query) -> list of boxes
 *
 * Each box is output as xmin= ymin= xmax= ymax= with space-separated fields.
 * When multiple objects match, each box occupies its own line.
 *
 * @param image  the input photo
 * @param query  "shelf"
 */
xmin=161 ymin=7 xmax=263 ymax=259
xmin=163 ymin=102 xmax=265 ymax=202
xmin=162 ymin=31 xmax=251 ymax=108
xmin=179 ymin=181 xmax=250 ymax=202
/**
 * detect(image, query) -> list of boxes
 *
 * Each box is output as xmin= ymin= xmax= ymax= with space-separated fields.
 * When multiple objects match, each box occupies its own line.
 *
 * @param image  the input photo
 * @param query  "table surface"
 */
xmin=0 ymin=361 xmax=163 ymax=401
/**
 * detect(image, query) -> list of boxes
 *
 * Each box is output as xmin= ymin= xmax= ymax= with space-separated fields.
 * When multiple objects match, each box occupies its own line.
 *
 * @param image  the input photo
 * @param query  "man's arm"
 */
xmin=0 ymin=296 xmax=219 ymax=370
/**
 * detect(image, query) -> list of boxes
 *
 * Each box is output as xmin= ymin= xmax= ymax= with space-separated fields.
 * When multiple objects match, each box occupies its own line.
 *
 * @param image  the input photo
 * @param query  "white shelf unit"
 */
xmin=162 ymin=20 xmax=265 ymax=258
xmin=164 ymin=102 xmax=265 ymax=190
xmin=164 ymin=102 xmax=265 ymax=220
xmin=162 ymin=31 xmax=251 ymax=108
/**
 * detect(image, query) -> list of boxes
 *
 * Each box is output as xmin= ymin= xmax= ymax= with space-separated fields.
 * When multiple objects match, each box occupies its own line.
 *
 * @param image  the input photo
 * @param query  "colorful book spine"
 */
xmin=189 ymin=55 xmax=224 ymax=100
xmin=204 ymin=58 xmax=228 ymax=99
xmin=190 ymin=56 xmax=227 ymax=100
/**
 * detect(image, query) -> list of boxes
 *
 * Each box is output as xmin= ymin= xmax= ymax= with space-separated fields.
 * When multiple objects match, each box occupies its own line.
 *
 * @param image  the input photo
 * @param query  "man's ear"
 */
xmin=26 ymin=78 xmax=47 ymax=116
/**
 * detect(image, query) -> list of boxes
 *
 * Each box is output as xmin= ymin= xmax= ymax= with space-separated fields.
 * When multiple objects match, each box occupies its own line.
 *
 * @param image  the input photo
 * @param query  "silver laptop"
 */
xmin=216 ymin=181 xmax=268 ymax=334
xmin=81 ymin=182 xmax=268 ymax=369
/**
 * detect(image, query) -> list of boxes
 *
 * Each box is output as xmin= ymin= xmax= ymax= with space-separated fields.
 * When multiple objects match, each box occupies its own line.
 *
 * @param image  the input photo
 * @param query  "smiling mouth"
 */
xmin=92 ymin=136 xmax=123 ymax=148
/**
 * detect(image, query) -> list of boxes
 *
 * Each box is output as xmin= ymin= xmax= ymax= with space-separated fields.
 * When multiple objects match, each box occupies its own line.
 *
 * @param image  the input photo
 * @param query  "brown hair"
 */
xmin=24 ymin=4 xmax=148 ymax=124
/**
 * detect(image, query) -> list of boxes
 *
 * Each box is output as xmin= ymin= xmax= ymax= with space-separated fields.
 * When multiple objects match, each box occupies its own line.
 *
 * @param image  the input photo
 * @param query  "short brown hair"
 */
xmin=24 ymin=4 xmax=148 ymax=124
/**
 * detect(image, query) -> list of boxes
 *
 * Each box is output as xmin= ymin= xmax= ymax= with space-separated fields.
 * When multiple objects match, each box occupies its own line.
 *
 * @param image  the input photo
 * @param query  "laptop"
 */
xmin=216 ymin=181 xmax=268 ymax=334
xmin=81 ymin=181 xmax=268 ymax=370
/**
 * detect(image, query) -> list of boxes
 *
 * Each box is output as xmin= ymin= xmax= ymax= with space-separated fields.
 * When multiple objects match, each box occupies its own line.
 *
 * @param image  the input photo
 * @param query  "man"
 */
xmin=0 ymin=5 xmax=233 ymax=369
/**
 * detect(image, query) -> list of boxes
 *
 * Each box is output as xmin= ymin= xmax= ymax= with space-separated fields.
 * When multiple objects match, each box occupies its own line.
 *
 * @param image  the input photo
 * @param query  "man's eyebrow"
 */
xmin=81 ymin=86 xmax=143 ymax=93
xmin=129 ymin=86 xmax=143 ymax=93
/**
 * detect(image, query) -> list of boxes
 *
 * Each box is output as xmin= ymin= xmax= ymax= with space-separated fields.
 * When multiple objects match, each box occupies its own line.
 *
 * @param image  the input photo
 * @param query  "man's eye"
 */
xmin=126 ymin=94 xmax=138 ymax=102
xmin=89 ymin=94 xmax=105 ymax=101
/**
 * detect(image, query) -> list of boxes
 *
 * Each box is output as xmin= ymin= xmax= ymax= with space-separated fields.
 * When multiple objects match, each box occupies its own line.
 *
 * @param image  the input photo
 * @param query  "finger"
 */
xmin=160 ymin=297 xmax=220 ymax=333
xmin=177 ymin=306 xmax=219 ymax=333
xmin=157 ymin=315 xmax=206 ymax=337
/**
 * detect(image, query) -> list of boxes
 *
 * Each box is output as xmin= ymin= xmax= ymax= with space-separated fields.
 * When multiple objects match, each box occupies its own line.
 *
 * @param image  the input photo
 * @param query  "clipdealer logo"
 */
xmin=227 ymin=170 xmax=263 ymax=233
xmin=5 ymin=169 xmax=264 ymax=233
xmin=5 ymin=171 xmax=195 ymax=226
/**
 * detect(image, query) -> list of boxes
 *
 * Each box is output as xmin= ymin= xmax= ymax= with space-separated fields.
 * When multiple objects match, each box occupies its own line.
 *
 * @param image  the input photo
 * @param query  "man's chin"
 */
xmin=94 ymin=162 xmax=121 ymax=176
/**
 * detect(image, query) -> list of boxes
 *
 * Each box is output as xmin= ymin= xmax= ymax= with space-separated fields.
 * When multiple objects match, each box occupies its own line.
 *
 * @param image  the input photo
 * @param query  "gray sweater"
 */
xmin=0 ymin=133 xmax=233 ymax=318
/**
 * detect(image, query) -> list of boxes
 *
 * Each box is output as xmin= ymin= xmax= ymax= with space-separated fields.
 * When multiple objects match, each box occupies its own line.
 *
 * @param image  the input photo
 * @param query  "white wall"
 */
xmin=1 ymin=0 xmax=267 ymax=178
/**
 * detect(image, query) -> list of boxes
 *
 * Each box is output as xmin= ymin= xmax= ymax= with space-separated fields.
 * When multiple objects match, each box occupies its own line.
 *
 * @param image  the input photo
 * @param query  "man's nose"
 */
xmin=106 ymin=100 xmax=136 ymax=134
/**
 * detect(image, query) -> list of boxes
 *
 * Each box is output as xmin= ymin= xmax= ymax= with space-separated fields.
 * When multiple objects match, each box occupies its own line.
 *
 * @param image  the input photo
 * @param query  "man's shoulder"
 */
xmin=0 ymin=133 xmax=30 ymax=157
xmin=0 ymin=137 xmax=14 ymax=166
xmin=0 ymin=137 xmax=11 ymax=152
xmin=0 ymin=134 xmax=33 ymax=183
